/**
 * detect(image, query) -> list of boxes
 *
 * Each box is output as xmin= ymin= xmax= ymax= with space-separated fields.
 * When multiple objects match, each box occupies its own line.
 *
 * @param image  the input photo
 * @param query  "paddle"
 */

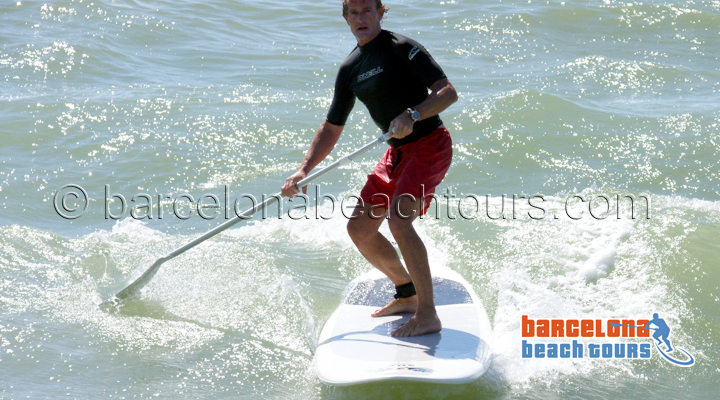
xmin=608 ymin=322 xmax=657 ymax=331
xmin=101 ymin=132 xmax=391 ymax=308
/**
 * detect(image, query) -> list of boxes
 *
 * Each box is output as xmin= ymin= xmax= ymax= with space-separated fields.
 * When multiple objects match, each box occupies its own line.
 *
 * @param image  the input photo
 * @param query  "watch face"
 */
xmin=411 ymin=109 xmax=420 ymax=121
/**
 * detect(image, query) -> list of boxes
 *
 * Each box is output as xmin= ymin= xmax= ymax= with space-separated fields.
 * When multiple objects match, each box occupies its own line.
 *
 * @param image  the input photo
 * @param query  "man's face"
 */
xmin=344 ymin=0 xmax=384 ymax=46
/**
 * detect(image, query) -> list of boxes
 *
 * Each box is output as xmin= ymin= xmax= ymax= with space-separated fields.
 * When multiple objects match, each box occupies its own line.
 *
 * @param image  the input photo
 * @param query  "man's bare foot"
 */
xmin=370 ymin=296 xmax=418 ymax=317
xmin=391 ymin=312 xmax=442 ymax=337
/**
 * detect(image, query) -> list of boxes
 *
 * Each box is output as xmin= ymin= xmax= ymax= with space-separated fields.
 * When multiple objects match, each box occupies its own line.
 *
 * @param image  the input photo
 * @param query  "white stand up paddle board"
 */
xmin=314 ymin=268 xmax=492 ymax=385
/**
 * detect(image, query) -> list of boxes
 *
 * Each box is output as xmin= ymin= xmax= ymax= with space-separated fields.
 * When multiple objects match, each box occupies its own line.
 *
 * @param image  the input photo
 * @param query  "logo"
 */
xmin=609 ymin=313 xmax=695 ymax=367
xmin=357 ymin=66 xmax=383 ymax=82
xmin=521 ymin=313 xmax=695 ymax=367
xmin=408 ymin=46 xmax=420 ymax=60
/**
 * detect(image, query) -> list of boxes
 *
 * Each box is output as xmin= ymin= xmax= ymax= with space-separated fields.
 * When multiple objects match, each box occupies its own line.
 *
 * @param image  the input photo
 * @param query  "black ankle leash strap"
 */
xmin=394 ymin=282 xmax=416 ymax=299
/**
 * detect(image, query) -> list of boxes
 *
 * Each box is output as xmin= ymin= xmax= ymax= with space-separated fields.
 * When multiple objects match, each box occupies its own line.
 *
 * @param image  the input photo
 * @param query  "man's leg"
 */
xmin=653 ymin=330 xmax=663 ymax=346
xmin=386 ymin=194 xmax=441 ymax=337
xmin=661 ymin=334 xmax=673 ymax=352
xmin=347 ymin=202 xmax=417 ymax=316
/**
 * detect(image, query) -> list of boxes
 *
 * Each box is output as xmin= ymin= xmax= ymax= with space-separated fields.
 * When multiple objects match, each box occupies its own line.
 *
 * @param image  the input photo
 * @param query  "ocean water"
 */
xmin=1 ymin=0 xmax=719 ymax=398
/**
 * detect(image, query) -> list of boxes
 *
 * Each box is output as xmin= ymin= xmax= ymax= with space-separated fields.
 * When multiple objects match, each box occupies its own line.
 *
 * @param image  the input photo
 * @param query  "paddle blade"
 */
xmin=98 ymin=257 xmax=166 ymax=309
xmin=98 ymin=295 xmax=122 ymax=312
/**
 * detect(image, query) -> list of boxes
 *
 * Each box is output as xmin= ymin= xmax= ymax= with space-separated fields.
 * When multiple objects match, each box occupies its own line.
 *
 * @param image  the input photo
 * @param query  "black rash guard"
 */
xmin=326 ymin=30 xmax=447 ymax=148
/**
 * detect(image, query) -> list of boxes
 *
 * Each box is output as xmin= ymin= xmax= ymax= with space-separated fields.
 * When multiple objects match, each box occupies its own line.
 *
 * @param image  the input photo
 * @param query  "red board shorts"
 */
xmin=360 ymin=127 xmax=452 ymax=216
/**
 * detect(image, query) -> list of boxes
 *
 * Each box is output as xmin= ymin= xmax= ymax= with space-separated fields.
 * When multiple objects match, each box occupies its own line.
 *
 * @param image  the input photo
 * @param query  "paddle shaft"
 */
xmin=111 ymin=132 xmax=390 ymax=301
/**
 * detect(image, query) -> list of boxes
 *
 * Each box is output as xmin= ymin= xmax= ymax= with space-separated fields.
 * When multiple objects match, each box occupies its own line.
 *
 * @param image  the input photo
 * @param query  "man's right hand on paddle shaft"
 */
xmin=281 ymin=171 xmax=308 ymax=197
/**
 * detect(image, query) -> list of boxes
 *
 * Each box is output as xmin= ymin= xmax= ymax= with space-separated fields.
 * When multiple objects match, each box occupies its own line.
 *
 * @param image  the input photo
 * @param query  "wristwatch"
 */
xmin=407 ymin=108 xmax=421 ymax=123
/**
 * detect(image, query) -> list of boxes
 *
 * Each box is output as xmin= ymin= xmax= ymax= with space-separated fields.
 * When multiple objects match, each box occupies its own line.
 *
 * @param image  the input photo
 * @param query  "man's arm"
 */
xmin=281 ymin=120 xmax=344 ymax=197
xmin=414 ymin=78 xmax=459 ymax=124
xmin=388 ymin=78 xmax=458 ymax=139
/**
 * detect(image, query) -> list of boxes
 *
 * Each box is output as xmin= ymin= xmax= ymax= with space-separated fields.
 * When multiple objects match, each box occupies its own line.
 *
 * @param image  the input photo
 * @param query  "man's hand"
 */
xmin=281 ymin=170 xmax=308 ymax=197
xmin=388 ymin=110 xmax=414 ymax=139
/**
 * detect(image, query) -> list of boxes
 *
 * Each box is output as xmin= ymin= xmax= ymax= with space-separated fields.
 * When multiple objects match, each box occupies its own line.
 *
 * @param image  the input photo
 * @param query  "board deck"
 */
xmin=314 ymin=268 xmax=492 ymax=385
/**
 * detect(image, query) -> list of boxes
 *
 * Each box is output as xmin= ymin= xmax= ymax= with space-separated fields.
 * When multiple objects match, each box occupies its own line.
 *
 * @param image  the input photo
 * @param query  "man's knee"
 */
xmin=387 ymin=213 xmax=414 ymax=238
xmin=346 ymin=219 xmax=365 ymax=242
xmin=347 ymin=210 xmax=383 ymax=244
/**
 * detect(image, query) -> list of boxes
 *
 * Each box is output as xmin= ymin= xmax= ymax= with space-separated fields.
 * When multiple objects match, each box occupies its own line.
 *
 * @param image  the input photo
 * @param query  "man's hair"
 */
xmin=342 ymin=0 xmax=385 ymax=16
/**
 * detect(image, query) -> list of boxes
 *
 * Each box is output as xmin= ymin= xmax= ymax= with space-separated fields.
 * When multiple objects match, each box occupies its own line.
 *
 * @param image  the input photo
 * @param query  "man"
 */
xmin=281 ymin=0 xmax=457 ymax=337
xmin=643 ymin=313 xmax=673 ymax=352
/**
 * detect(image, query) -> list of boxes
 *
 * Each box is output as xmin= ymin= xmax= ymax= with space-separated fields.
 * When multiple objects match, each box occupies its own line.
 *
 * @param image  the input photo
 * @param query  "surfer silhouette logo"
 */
xmin=610 ymin=314 xmax=695 ymax=367
xmin=644 ymin=313 xmax=673 ymax=352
